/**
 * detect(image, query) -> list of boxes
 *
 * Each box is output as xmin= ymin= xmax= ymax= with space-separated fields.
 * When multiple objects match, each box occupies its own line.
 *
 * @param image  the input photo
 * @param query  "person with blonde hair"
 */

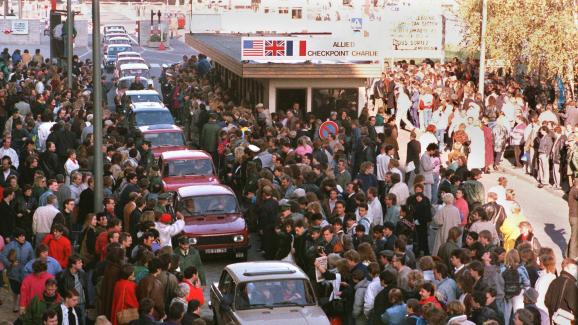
xmin=447 ymin=300 xmax=475 ymax=324
xmin=500 ymin=202 xmax=527 ymax=250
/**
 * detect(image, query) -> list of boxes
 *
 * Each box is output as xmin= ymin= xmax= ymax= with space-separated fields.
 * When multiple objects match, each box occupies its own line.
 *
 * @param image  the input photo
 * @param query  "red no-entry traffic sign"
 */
xmin=319 ymin=121 xmax=339 ymax=139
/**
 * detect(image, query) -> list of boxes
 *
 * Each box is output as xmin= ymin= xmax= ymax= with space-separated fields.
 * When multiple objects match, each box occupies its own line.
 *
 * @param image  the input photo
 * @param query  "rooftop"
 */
xmin=226 ymin=261 xmax=308 ymax=283
xmin=178 ymin=184 xmax=235 ymax=198
xmin=161 ymin=150 xmax=213 ymax=161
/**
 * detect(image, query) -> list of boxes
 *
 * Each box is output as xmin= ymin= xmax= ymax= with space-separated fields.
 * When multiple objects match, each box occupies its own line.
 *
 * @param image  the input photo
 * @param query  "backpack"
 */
xmin=502 ymin=267 xmax=522 ymax=299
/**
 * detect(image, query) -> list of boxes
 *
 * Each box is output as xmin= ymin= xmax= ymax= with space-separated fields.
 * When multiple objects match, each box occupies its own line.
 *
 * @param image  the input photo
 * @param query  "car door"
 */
xmin=211 ymin=270 xmax=235 ymax=324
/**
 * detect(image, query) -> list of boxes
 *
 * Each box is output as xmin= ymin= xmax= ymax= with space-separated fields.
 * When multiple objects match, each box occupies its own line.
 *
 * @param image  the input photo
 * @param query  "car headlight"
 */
xmin=188 ymin=237 xmax=198 ymax=245
xmin=233 ymin=235 xmax=244 ymax=243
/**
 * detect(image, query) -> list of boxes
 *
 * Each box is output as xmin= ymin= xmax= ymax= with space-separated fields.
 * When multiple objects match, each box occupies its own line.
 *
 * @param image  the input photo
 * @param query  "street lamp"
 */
xmin=478 ymin=0 xmax=488 ymax=96
xmin=92 ymin=0 xmax=103 ymax=212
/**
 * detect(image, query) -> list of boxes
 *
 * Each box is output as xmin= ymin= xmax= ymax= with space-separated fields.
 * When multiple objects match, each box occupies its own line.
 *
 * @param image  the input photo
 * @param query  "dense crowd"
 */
xmin=0 ymin=44 xmax=576 ymax=325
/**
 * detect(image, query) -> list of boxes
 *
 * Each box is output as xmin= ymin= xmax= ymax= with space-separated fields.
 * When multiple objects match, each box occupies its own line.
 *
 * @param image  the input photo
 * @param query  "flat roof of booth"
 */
xmin=186 ymin=33 xmax=382 ymax=79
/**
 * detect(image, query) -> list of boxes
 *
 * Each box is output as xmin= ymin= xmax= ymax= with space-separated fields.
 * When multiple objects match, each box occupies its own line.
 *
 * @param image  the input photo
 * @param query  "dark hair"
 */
xmin=148 ymin=258 xmax=162 ymax=274
xmin=184 ymin=266 xmax=198 ymax=279
xmin=168 ymin=301 xmax=185 ymax=320
xmin=434 ymin=262 xmax=449 ymax=278
xmin=420 ymin=282 xmax=435 ymax=296
xmin=63 ymin=288 xmax=79 ymax=299
xmin=187 ymin=299 xmax=201 ymax=313
xmin=121 ymin=264 xmax=135 ymax=279
xmin=42 ymin=309 xmax=58 ymax=322
xmin=68 ymin=254 xmax=83 ymax=268
xmin=383 ymin=222 xmax=395 ymax=231
xmin=469 ymin=260 xmax=485 ymax=277
xmin=35 ymin=243 xmax=49 ymax=257
xmin=139 ymin=297 xmax=155 ymax=315
xmin=32 ymin=259 xmax=48 ymax=274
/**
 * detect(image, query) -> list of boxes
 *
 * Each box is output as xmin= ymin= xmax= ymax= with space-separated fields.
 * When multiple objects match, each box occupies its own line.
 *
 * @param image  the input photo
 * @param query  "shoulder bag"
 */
xmin=117 ymin=286 xmax=139 ymax=325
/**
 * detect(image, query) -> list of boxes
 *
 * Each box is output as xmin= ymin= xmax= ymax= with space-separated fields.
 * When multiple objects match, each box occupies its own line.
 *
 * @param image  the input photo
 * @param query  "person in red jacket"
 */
xmin=418 ymin=282 xmax=443 ymax=310
xmin=95 ymin=218 xmax=122 ymax=261
xmin=19 ymin=259 xmax=54 ymax=313
xmin=110 ymin=264 xmax=139 ymax=325
xmin=42 ymin=224 xmax=72 ymax=269
xmin=180 ymin=266 xmax=204 ymax=305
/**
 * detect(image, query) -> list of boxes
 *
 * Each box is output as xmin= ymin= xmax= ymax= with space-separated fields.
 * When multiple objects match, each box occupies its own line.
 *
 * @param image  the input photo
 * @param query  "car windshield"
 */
xmin=234 ymin=279 xmax=315 ymax=310
xmin=178 ymin=194 xmax=238 ymax=216
xmin=134 ymin=111 xmax=174 ymax=126
xmin=109 ymin=46 xmax=132 ymax=55
xmin=118 ymin=78 xmax=148 ymax=90
xmin=121 ymin=68 xmax=150 ymax=78
xmin=143 ymin=132 xmax=184 ymax=147
xmin=129 ymin=94 xmax=162 ymax=103
xmin=167 ymin=159 xmax=213 ymax=177
xmin=111 ymin=39 xmax=130 ymax=44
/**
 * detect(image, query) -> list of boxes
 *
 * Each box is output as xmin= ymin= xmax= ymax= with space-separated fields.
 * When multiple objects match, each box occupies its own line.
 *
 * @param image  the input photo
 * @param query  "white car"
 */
xmin=124 ymin=90 xmax=163 ymax=105
xmin=116 ymin=76 xmax=152 ymax=95
xmin=119 ymin=63 xmax=151 ymax=79
xmin=103 ymin=44 xmax=133 ymax=70
xmin=104 ymin=25 xmax=127 ymax=36
xmin=117 ymin=51 xmax=142 ymax=60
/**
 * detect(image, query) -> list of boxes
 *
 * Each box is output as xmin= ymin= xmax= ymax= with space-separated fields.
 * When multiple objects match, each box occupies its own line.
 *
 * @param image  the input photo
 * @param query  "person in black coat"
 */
xmin=257 ymin=186 xmax=279 ymax=260
xmin=274 ymin=220 xmax=294 ymax=260
xmin=371 ymin=270 xmax=398 ymax=325
xmin=406 ymin=132 xmax=421 ymax=175
xmin=0 ymin=188 xmax=17 ymax=239
xmin=406 ymin=189 xmax=432 ymax=256
xmin=181 ymin=299 xmax=201 ymax=325
xmin=40 ymin=141 xmax=60 ymax=179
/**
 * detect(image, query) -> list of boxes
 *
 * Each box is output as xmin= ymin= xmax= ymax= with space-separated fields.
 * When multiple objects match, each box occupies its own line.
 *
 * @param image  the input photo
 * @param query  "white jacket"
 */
xmin=155 ymin=219 xmax=185 ymax=247
xmin=32 ymin=205 xmax=60 ymax=234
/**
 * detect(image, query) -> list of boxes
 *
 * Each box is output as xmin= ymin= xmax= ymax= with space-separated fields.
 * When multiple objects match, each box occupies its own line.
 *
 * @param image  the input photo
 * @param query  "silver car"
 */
xmin=210 ymin=261 xmax=330 ymax=325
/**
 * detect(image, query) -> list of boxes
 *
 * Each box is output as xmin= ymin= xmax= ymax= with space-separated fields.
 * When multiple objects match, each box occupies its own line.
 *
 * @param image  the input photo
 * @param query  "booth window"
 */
xmin=292 ymin=8 xmax=302 ymax=19
xmin=312 ymin=88 xmax=358 ymax=120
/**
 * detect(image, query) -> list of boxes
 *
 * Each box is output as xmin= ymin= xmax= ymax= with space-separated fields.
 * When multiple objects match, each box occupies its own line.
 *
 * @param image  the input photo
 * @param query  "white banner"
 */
xmin=11 ymin=20 xmax=29 ymax=35
xmin=387 ymin=13 xmax=443 ymax=59
xmin=241 ymin=37 xmax=382 ymax=62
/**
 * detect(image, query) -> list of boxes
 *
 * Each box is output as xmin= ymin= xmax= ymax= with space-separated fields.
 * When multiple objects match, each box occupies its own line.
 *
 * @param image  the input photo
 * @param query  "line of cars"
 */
xmin=103 ymin=25 xmax=250 ymax=262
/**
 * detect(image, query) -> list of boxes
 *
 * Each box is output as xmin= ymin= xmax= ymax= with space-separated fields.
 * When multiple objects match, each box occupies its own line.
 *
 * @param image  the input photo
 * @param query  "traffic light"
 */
xmin=157 ymin=10 xmax=161 ymax=24
xmin=150 ymin=9 xmax=154 ymax=25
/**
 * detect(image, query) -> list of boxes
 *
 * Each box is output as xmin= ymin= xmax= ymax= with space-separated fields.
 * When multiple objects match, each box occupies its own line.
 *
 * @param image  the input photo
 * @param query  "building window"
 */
xmin=312 ymin=88 xmax=358 ymax=120
xmin=264 ymin=7 xmax=270 ymax=13
xmin=291 ymin=8 xmax=302 ymax=19
xmin=278 ymin=7 xmax=289 ymax=14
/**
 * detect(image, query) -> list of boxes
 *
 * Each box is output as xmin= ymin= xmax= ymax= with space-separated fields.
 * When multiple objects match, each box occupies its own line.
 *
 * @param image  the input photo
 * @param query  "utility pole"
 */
xmin=66 ymin=0 xmax=73 ymax=89
xmin=18 ymin=0 xmax=21 ymax=18
xmin=478 ymin=0 xmax=487 ymax=96
xmin=92 ymin=0 xmax=103 ymax=213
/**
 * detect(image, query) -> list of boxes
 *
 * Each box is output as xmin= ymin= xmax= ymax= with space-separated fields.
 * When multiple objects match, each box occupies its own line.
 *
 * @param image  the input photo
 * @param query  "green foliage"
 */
xmin=457 ymin=0 xmax=578 ymax=76
xmin=149 ymin=34 xmax=161 ymax=42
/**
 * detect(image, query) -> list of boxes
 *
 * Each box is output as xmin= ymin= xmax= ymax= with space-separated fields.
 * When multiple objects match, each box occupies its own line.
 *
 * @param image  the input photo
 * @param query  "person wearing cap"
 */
xmin=523 ymin=287 xmax=549 ymax=325
xmin=154 ymin=192 xmax=171 ymax=214
xmin=176 ymin=236 xmax=206 ymax=286
xmin=155 ymin=213 xmax=185 ymax=248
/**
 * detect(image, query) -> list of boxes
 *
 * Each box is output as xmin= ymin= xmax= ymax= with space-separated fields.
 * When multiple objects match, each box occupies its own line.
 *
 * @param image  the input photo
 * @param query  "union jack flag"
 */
xmin=265 ymin=40 xmax=286 ymax=56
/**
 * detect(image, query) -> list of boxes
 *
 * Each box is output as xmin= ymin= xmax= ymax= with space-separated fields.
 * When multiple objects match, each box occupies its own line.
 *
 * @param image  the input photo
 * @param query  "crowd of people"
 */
xmin=0 ymin=43 xmax=576 ymax=325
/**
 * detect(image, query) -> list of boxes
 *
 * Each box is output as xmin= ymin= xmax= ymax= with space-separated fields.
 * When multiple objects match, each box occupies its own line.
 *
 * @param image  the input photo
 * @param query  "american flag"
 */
xmin=265 ymin=40 xmax=286 ymax=56
xmin=242 ymin=40 xmax=264 ymax=56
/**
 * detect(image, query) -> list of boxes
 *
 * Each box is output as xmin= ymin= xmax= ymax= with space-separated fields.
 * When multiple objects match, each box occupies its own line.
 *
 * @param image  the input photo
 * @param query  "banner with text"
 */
xmin=387 ymin=13 xmax=443 ymax=59
xmin=241 ymin=37 xmax=382 ymax=62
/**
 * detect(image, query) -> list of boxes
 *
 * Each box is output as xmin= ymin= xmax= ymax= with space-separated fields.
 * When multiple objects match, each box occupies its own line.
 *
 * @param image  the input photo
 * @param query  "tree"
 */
xmin=458 ymin=0 xmax=578 ymax=78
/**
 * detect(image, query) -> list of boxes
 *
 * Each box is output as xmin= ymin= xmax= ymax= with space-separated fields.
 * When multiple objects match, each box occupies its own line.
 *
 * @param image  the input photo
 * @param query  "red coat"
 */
xmin=95 ymin=230 xmax=118 ymax=261
xmin=419 ymin=295 xmax=443 ymax=310
xmin=19 ymin=271 xmax=54 ymax=308
xmin=42 ymin=234 xmax=72 ymax=269
xmin=111 ymin=279 xmax=139 ymax=325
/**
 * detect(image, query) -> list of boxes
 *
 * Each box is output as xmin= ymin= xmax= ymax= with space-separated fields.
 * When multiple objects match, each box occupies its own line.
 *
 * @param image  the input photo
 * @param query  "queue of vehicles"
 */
xmin=103 ymin=25 xmax=329 ymax=325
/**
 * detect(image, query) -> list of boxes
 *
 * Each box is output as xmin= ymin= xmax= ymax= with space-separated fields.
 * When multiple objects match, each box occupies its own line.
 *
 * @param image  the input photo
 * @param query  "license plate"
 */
xmin=205 ymin=248 xmax=227 ymax=254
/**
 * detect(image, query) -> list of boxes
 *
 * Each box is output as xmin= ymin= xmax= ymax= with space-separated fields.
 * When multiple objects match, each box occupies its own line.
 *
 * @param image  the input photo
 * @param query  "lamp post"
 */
xmin=478 ymin=0 xmax=488 ymax=96
xmin=66 ymin=0 xmax=73 ymax=89
xmin=92 ymin=0 xmax=103 ymax=212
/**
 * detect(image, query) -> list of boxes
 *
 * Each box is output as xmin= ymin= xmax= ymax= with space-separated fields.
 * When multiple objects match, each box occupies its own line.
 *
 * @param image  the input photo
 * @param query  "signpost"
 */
xmin=318 ymin=121 xmax=339 ymax=140
xmin=241 ymin=37 xmax=381 ymax=62
xmin=10 ymin=20 xmax=28 ymax=34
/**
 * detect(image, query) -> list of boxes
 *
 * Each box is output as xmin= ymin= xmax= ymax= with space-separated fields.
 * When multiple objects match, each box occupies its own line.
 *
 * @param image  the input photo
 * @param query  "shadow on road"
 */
xmin=544 ymin=223 xmax=568 ymax=257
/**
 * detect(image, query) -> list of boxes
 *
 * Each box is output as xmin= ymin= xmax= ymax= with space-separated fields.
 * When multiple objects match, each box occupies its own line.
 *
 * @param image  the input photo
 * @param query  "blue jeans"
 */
xmin=435 ymin=129 xmax=445 ymax=150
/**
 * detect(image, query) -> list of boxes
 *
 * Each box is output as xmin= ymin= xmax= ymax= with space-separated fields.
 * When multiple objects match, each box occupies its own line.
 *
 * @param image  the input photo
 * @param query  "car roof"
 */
xmin=125 ymin=90 xmax=160 ymax=96
xmin=120 ymin=63 xmax=149 ymax=70
xmin=225 ymin=261 xmax=308 ymax=283
xmin=131 ymin=102 xmax=166 ymax=110
xmin=117 ymin=51 xmax=141 ymax=57
xmin=178 ymin=184 xmax=234 ymax=198
xmin=138 ymin=124 xmax=182 ymax=133
xmin=118 ymin=76 xmax=149 ymax=83
xmin=117 ymin=57 xmax=145 ymax=62
xmin=108 ymin=36 xmax=131 ymax=41
xmin=161 ymin=150 xmax=212 ymax=161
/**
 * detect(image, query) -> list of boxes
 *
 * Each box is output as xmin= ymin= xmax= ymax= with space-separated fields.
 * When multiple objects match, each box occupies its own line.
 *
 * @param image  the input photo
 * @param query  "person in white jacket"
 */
xmin=363 ymin=263 xmax=382 ymax=318
xmin=155 ymin=213 xmax=185 ymax=247
xmin=395 ymin=86 xmax=415 ymax=131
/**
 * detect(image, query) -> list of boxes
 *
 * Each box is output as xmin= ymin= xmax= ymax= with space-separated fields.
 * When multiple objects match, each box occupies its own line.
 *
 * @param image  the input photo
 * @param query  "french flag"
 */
xmin=286 ymin=40 xmax=307 ymax=56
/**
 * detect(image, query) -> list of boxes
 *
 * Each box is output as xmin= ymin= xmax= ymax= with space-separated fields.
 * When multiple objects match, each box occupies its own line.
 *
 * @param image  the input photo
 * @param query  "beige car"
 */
xmin=210 ymin=261 xmax=330 ymax=325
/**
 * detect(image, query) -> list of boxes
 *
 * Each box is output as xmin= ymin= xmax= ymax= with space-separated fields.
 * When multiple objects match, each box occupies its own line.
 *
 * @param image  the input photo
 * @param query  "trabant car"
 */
xmin=136 ymin=124 xmax=186 ymax=158
xmin=128 ymin=102 xmax=174 ymax=129
xmin=210 ymin=261 xmax=330 ymax=325
xmin=116 ymin=76 xmax=151 ymax=94
xmin=176 ymin=185 xmax=249 ymax=259
xmin=103 ymin=44 xmax=133 ymax=70
xmin=119 ymin=63 xmax=150 ymax=79
xmin=159 ymin=150 xmax=220 ymax=191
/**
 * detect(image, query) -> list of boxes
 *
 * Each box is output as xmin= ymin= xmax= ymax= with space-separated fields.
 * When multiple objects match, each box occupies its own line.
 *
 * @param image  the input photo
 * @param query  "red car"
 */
xmin=176 ymin=184 xmax=249 ymax=260
xmin=137 ymin=124 xmax=187 ymax=158
xmin=159 ymin=150 xmax=220 ymax=192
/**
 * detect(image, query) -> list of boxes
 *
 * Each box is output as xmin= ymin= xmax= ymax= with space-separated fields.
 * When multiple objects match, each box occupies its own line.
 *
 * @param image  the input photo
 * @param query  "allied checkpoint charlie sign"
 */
xmin=241 ymin=37 xmax=382 ymax=62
